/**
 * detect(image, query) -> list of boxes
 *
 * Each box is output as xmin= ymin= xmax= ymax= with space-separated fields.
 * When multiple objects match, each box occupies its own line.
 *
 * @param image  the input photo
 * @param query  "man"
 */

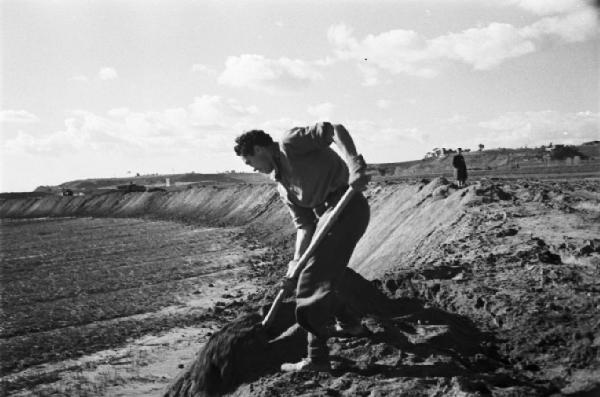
xmin=452 ymin=148 xmax=468 ymax=187
xmin=234 ymin=122 xmax=370 ymax=372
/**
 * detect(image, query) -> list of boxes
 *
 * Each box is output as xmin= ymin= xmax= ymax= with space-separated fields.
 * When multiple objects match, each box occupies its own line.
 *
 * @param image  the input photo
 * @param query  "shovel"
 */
xmin=262 ymin=185 xmax=356 ymax=327
xmin=164 ymin=186 xmax=356 ymax=397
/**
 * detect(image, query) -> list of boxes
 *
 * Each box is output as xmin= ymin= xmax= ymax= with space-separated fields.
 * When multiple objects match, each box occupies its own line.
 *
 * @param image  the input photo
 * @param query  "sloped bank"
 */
xmin=0 ymin=184 xmax=294 ymax=247
xmin=0 ymin=180 xmax=474 ymax=267
xmin=0 ymin=180 xmax=474 ymax=278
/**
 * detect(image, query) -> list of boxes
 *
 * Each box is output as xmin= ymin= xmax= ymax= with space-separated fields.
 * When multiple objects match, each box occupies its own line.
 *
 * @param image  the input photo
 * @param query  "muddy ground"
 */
xmin=1 ymin=177 xmax=599 ymax=396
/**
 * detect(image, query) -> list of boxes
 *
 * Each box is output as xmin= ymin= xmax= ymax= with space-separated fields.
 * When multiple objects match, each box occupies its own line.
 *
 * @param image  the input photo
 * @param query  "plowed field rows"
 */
xmin=0 ymin=217 xmax=260 ymax=376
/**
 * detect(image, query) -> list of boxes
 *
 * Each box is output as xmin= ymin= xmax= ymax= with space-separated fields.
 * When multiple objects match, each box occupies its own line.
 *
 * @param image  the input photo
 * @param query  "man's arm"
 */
xmin=285 ymin=225 xmax=316 ymax=278
xmin=294 ymin=225 xmax=316 ymax=260
xmin=331 ymin=124 xmax=370 ymax=191
xmin=331 ymin=124 xmax=359 ymax=160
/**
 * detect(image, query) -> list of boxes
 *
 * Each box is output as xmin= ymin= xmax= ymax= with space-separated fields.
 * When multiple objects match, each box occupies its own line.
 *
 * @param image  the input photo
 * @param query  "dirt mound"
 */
xmin=351 ymin=177 xmax=476 ymax=279
xmin=0 ymin=183 xmax=294 ymax=246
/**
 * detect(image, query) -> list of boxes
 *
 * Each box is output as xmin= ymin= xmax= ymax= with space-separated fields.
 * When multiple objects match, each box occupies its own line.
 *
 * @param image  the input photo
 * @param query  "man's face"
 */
xmin=241 ymin=146 xmax=274 ymax=174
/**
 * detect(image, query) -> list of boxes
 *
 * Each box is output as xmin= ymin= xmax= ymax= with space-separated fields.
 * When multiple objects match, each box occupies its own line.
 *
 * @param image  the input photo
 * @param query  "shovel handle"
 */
xmin=262 ymin=186 xmax=356 ymax=327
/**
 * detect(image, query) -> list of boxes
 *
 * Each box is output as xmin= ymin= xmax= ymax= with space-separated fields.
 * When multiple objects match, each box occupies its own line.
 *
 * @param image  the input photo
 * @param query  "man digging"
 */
xmin=234 ymin=122 xmax=371 ymax=372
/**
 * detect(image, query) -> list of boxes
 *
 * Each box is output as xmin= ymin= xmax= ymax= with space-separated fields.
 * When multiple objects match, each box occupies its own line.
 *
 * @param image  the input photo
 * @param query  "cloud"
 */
xmin=328 ymin=24 xmax=442 ymax=78
xmin=521 ymin=8 xmax=598 ymax=43
xmin=0 ymin=110 xmax=40 ymax=123
xmin=307 ymin=102 xmax=334 ymax=121
xmin=3 ymin=96 xmax=260 ymax=156
xmin=429 ymin=23 xmax=537 ymax=70
xmin=98 ymin=67 xmax=118 ymax=80
xmin=478 ymin=110 xmax=600 ymax=147
xmin=444 ymin=114 xmax=468 ymax=124
xmin=327 ymin=6 xmax=598 ymax=78
xmin=346 ymin=119 xmax=428 ymax=146
xmin=376 ymin=99 xmax=392 ymax=109
xmin=69 ymin=75 xmax=89 ymax=83
xmin=188 ymin=95 xmax=258 ymax=126
xmin=358 ymin=64 xmax=382 ymax=86
xmin=3 ymin=113 xmax=128 ymax=155
xmin=401 ymin=0 xmax=590 ymax=16
xmin=218 ymin=54 xmax=323 ymax=92
xmin=107 ymin=107 xmax=131 ymax=118
xmin=191 ymin=63 xmax=216 ymax=75
xmin=505 ymin=0 xmax=586 ymax=15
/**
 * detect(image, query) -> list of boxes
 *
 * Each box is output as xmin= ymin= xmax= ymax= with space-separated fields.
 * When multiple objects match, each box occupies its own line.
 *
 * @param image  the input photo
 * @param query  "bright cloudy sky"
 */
xmin=1 ymin=0 xmax=598 ymax=192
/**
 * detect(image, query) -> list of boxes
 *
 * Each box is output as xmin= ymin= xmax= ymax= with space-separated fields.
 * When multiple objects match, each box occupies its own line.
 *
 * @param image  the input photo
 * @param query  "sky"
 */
xmin=1 ymin=0 xmax=598 ymax=192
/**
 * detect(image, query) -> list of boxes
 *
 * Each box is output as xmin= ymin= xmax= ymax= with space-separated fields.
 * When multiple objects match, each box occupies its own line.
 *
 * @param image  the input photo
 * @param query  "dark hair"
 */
xmin=234 ymin=130 xmax=274 ymax=156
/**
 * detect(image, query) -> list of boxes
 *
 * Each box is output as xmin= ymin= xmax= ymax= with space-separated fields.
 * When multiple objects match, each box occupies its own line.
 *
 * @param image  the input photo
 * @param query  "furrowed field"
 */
xmin=0 ymin=217 xmax=266 ymax=394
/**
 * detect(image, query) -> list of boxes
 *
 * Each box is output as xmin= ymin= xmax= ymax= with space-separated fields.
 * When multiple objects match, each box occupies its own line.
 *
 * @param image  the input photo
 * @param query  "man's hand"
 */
xmin=279 ymin=276 xmax=297 ymax=295
xmin=286 ymin=259 xmax=298 ymax=278
xmin=348 ymin=154 xmax=370 ymax=191
xmin=280 ymin=260 xmax=299 ymax=295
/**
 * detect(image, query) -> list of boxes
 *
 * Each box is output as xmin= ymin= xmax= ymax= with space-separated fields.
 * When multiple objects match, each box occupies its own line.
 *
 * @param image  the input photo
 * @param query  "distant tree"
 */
xmin=478 ymin=144 xmax=484 ymax=151
xmin=550 ymin=145 xmax=586 ymax=160
xmin=463 ymin=148 xmax=471 ymax=153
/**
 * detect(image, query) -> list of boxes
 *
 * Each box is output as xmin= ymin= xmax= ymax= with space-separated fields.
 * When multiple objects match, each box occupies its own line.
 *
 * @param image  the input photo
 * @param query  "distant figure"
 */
xmin=452 ymin=148 xmax=468 ymax=187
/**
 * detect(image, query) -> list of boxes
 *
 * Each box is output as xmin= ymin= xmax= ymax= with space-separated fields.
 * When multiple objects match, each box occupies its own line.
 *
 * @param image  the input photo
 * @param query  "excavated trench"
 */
xmin=2 ymin=177 xmax=599 ymax=396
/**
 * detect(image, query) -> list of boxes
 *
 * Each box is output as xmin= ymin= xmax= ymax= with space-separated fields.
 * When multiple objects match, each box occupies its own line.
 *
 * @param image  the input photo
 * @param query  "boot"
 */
xmin=333 ymin=320 xmax=370 ymax=337
xmin=280 ymin=357 xmax=331 ymax=372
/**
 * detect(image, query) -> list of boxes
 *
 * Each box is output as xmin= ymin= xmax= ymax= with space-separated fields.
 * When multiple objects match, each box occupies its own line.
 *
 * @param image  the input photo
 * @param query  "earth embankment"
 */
xmin=0 ymin=184 xmax=293 ymax=246
xmin=0 ymin=180 xmax=472 ymax=277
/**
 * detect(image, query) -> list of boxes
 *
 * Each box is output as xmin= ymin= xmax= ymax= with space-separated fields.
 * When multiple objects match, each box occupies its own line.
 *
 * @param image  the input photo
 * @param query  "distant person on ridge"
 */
xmin=234 ymin=122 xmax=370 ymax=372
xmin=452 ymin=148 xmax=468 ymax=187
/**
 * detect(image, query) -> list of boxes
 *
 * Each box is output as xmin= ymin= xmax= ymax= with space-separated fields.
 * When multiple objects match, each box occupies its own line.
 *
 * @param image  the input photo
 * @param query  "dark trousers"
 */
xmin=295 ymin=192 xmax=370 ymax=360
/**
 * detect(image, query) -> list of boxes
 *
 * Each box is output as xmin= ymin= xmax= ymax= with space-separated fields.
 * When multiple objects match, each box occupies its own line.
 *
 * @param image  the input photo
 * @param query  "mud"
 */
xmin=1 ymin=176 xmax=599 ymax=396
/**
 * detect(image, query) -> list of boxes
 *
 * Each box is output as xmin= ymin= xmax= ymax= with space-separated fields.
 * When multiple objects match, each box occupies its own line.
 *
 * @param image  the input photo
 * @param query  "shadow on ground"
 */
xmin=165 ymin=268 xmax=543 ymax=396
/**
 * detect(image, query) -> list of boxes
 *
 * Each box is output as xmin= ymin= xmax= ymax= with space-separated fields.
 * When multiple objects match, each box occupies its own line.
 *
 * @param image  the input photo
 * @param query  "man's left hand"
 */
xmin=279 ymin=277 xmax=297 ymax=295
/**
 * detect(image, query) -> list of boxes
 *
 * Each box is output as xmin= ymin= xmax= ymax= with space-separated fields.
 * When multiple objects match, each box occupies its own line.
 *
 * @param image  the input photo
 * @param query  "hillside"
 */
xmin=23 ymin=142 xmax=599 ymax=196
xmin=32 ymin=172 xmax=272 ymax=194
xmin=369 ymin=142 xmax=600 ymax=179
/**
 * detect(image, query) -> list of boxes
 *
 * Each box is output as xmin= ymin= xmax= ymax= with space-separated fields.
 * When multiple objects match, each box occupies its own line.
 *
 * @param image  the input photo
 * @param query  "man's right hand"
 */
xmin=348 ymin=154 xmax=370 ymax=191
xmin=286 ymin=259 xmax=299 ymax=278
